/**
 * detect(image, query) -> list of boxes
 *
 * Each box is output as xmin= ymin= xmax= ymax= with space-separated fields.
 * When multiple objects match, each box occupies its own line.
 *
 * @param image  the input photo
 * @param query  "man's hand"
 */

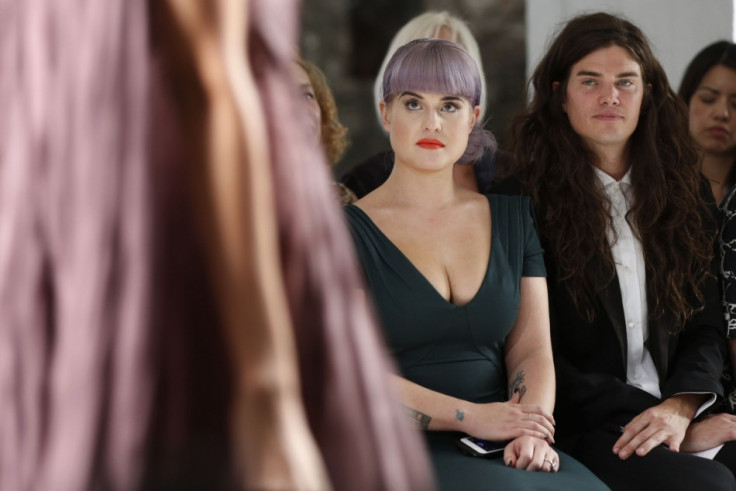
xmin=681 ymin=413 xmax=736 ymax=453
xmin=613 ymin=394 xmax=704 ymax=459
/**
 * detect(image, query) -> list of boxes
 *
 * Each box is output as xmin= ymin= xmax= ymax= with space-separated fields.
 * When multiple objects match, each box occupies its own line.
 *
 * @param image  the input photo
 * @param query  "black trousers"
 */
xmin=565 ymin=429 xmax=736 ymax=491
xmin=716 ymin=440 xmax=736 ymax=479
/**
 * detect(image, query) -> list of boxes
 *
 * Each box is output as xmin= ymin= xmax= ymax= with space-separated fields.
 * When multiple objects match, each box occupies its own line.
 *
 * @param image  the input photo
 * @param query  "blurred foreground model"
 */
xmin=0 ymin=1 xmax=433 ymax=489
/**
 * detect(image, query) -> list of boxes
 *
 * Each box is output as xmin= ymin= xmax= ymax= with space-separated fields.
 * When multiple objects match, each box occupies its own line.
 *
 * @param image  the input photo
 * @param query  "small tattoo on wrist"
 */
xmin=403 ymin=405 xmax=432 ymax=430
xmin=510 ymin=370 xmax=528 ymax=400
xmin=456 ymin=409 xmax=465 ymax=421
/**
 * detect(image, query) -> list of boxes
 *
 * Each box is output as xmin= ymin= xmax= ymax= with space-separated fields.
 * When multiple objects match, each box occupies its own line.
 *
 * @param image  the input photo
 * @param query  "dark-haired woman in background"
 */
xmin=680 ymin=41 xmax=736 ymax=205
xmin=678 ymin=42 xmax=736 ymax=451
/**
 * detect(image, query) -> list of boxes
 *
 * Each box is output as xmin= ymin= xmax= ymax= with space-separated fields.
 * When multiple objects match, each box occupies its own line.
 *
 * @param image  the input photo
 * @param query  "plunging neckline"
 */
xmin=347 ymin=195 xmax=494 ymax=308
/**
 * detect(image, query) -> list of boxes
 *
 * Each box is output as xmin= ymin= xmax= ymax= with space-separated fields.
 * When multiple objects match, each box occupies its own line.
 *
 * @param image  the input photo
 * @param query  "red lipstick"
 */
xmin=417 ymin=138 xmax=445 ymax=149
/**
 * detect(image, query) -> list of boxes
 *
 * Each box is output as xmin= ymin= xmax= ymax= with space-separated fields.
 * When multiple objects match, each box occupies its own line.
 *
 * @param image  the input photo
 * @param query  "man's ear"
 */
xmin=380 ymin=101 xmax=390 ymax=131
xmin=553 ymin=81 xmax=567 ymax=112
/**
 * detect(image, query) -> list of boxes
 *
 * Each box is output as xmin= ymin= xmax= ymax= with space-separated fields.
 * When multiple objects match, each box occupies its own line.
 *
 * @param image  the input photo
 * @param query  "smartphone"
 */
xmin=456 ymin=436 xmax=507 ymax=458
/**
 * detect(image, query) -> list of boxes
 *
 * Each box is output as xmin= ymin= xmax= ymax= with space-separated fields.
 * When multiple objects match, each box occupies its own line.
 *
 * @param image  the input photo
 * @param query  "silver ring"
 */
xmin=544 ymin=458 xmax=556 ymax=468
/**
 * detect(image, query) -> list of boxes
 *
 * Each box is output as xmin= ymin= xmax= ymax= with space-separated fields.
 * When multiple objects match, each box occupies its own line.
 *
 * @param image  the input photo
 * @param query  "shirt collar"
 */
xmin=593 ymin=165 xmax=632 ymax=187
xmin=593 ymin=165 xmax=633 ymax=199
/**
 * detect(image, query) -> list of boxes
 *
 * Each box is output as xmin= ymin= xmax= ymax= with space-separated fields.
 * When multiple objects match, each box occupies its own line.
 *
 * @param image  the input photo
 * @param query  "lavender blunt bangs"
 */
xmin=381 ymin=38 xmax=496 ymax=163
xmin=382 ymin=38 xmax=481 ymax=106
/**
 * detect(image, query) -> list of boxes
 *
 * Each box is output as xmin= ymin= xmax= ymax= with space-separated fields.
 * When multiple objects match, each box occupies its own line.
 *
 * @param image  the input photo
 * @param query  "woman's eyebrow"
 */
xmin=696 ymin=86 xmax=721 ymax=95
xmin=398 ymin=92 xmax=466 ymax=103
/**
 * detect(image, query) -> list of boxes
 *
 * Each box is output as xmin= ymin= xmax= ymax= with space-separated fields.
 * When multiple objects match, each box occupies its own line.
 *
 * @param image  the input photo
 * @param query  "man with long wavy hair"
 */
xmin=497 ymin=12 xmax=736 ymax=490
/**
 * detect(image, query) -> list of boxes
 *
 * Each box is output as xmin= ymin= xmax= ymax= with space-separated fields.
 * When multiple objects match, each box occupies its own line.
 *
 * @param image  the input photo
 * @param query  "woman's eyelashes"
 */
xmin=404 ymin=98 xmax=421 ymax=110
xmin=696 ymin=94 xmax=736 ymax=109
xmin=402 ymin=98 xmax=462 ymax=113
xmin=442 ymin=102 xmax=460 ymax=112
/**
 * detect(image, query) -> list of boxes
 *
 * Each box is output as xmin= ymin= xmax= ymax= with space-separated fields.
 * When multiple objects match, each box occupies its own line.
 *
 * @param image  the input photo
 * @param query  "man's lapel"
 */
xmin=596 ymin=273 xmax=671 ymax=380
xmin=596 ymin=274 xmax=628 ymax=367
xmin=646 ymin=308 xmax=673 ymax=381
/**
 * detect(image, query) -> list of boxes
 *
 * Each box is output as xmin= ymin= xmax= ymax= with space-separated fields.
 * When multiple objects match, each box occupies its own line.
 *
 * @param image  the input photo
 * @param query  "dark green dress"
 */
xmin=345 ymin=194 xmax=608 ymax=490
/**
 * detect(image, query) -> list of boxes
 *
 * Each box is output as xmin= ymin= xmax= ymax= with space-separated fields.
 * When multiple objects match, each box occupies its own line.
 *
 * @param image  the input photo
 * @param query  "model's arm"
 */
xmin=391 ymin=373 xmax=554 ymax=442
xmin=394 ymin=372 xmax=560 ymax=472
xmin=352 ymin=283 xmax=554 ymax=442
xmin=503 ymin=275 xmax=561 ymax=471
xmin=391 ymin=277 xmax=556 ymax=441
xmin=504 ymin=276 xmax=556 ymax=413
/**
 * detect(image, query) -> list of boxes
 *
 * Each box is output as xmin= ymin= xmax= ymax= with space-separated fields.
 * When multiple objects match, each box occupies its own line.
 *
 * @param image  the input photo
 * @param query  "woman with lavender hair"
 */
xmin=344 ymin=38 xmax=607 ymax=489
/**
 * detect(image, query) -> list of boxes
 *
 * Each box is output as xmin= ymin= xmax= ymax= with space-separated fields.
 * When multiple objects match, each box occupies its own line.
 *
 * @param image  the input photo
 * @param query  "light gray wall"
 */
xmin=526 ymin=0 xmax=734 ymax=91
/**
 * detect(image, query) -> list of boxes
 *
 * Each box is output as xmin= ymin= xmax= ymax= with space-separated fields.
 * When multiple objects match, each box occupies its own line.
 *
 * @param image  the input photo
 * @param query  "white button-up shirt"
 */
xmin=594 ymin=167 xmax=661 ymax=398
xmin=595 ymin=167 xmax=719 ymax=459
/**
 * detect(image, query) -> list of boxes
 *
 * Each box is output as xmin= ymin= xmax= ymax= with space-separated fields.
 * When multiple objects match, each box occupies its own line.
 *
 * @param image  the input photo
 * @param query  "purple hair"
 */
xmin=381 ymin=38 xmax=496 ymax=163
xmin=0 ymin=0 xmax=433 ymax=489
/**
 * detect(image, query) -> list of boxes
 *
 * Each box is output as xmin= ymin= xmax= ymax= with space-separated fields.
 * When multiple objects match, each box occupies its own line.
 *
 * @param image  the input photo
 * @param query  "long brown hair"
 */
xmin=508 ymin=12 xmax=713 ymax=328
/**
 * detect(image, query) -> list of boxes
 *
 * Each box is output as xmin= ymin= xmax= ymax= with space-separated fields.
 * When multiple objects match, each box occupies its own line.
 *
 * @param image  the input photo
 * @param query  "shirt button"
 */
xmin=628 ymin=321 xmax=635 ymax=329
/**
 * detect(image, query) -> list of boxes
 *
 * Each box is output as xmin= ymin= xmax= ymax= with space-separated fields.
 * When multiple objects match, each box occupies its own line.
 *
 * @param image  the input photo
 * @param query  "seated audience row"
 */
xmin=295 ymin=11 xmax=736 ymax=491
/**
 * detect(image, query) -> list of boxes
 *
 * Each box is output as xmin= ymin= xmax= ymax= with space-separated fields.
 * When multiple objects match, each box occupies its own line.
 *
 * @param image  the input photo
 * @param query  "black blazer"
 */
xmin=492 ymin=177 xmax=726 ymax=445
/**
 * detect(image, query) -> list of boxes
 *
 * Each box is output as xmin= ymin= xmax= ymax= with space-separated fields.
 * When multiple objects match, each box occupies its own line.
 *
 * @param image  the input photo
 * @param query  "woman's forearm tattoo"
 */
xmin=403 ymin=405 xmax=431 ymax=429
xmin=509 ymin=370 xmax=528 ymax=400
